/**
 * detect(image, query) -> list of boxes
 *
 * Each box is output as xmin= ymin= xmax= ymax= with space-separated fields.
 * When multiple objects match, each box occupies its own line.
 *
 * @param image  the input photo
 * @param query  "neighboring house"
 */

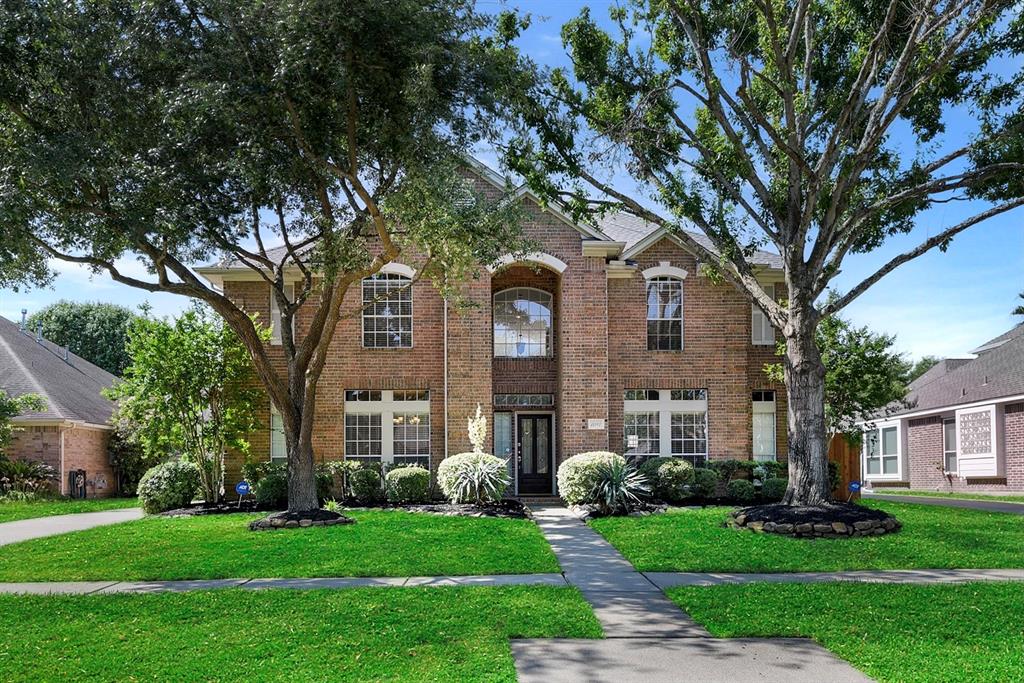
xmin=862 ymin=324 xmax=1024 ymax=493
xmin=197 ymin=160 xmax=788 ymax=497
xmin=0 ymin=315 xmax=118 ymax=497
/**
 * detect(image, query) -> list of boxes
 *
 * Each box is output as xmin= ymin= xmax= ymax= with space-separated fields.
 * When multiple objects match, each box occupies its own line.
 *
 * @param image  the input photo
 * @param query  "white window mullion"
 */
xmin=658 ymin=405 xmax=672 ymax=458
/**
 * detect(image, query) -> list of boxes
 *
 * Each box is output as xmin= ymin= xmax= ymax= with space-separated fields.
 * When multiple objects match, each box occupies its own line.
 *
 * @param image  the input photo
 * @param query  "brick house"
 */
xmin=862 ymin=324 xmax=1024 ymax=494
xmin=198 ymin=160 xmax=788 ymax=497
xmin=0 ymin=315 xmax=118 ymax=498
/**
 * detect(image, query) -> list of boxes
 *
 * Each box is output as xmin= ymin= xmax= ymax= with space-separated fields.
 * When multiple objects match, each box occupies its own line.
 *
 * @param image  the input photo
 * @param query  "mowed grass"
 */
xmin=589 ymin=500 xmax=1024 ymax=572
xmin=0 ymin=586 xmax=601 ymax=682
xmin=0 ymin=509 xmax=559 ymax=581
xmin=669 ymin=582 xmax=1024 ymax=683
xmin=870 ymin=490 xmax=1024 ymax=505
xmin=0 ymin=497 xmax=138 ymax=523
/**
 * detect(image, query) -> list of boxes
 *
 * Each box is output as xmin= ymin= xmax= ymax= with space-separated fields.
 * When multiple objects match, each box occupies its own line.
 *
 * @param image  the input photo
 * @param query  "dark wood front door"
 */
xmin=517 ymin=414 xmax=553 ymax=495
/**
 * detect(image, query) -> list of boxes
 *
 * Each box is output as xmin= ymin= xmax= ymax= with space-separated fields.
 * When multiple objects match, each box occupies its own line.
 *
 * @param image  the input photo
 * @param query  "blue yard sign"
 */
xmin=235 ymin=481 xmax=252 ymax=496
xmin=848 ymin=481 xmax=861 ymax=492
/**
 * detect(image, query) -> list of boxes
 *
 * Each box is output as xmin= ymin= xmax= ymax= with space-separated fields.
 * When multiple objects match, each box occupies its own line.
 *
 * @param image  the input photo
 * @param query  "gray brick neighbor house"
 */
xmin=863 ymin=324 xmax=1024 ymax=494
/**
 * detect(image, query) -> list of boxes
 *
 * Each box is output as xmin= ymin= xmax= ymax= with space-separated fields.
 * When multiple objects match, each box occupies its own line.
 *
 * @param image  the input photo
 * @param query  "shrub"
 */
xmin=255 ymin=473 xmax=288 ymax=509
xmin=690 ymin=467 xmax=719 ymax=498
xmin=654 ymin=459 xmax=694 ymax=503
xmin=349 ymin=467 xmax=383 ymax=503
xmin=137 ymin=460 xmax=200 ymax=514
xmin=557 ymin=451 xmax=624 ymax=505
xmin=708 ymin=459 xmax=757 ymax=481
xmin=828 ymin=461 xmax=841 ymax=494
xmin=437 ymin=453 xmax=509 ymax=504
xmin=591 ymin=458 xmax=648 ymax=515
xmin=240 ymin=460 xmax=285 ymax=488
xmin=762 ymin=477 xmax=788 ymax=501
xmin=726 ymin=478 xmax=756 ymax=502
xmin=636 ymin=456 xmax=672 ymax=485
xmin=385 ymin=466 xmax=430 ymax=504
xmin=0 ymin=456 xmax=57 ymax=495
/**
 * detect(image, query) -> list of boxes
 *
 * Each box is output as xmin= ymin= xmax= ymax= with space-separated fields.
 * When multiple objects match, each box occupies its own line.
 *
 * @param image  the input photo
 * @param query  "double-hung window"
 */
xmin=624 ymin=389 xmax=708 ymax=465
xmin=269 ymin=284 xmax=295 ymax=346
xmin=269 ymin=406 xmax=287 ymax=463
xmin=864 ymin=424 xmax=900 ymax=477
xmin=646 ymin=277 xmax=683 ymax=350
xmin=751 ymin=284 xmax=776 ymax=346
xmin=943 ymin=418 xmax=957 ymax=474
xmin=752 ymin=390 xmax=777 ymax=461
xmin=362 ymin=273 xmax=413 ymax=348
xmin=344 ymin=390 xmax=430 ymax=469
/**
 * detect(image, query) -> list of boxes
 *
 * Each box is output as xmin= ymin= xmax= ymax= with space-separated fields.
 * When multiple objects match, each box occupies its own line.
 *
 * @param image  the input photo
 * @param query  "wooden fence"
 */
xmin=829 ymin=435 xmax=862 ymax=501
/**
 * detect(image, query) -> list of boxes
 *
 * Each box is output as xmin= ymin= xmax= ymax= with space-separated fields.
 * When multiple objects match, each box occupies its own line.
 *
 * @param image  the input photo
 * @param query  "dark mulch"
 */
xmin=160 ymin=501 xmax=278 ymax=517
xmin=398 ymin=499 xmax=531 ymax=519
xmin=737 ymin=502 xmax=897 ymax=526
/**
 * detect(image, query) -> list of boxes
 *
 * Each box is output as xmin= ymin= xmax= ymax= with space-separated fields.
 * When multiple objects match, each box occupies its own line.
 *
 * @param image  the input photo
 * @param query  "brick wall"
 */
xmin=607 ymin=238 xmax=786 ymax=461
xmin=220 ymin=188 xmax=786 ymax=488
xmin=7 ymin=423 xmax=115 ymax=497
xmin=898 ymin=406 xmax=1024 ymax=493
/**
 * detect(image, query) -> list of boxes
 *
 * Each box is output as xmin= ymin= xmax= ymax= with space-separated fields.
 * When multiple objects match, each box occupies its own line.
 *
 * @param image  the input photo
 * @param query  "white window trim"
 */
xmin=752 ymin=392 xmax=777 ymax=461
xmin=269 ymin=405 xmax=287 ymax=463
xmin=269 ymin=283 xmax=295 ymax=346
xmin=361 ymin=273 xmax=415 ymax=349
xmin=863 ymin=420 xmax=903 ymax=481
xmin=942 ymin=417 xmax=958 ymax=475
xmin=752 ymin=283 xmax=776 ymax=346
xmin=624 ymin=389 xmax=709 ymax=459
xmin=493 ymin=286 xmax=554 ymax=359
xmin=642 ymin=261 xmax=689 ymax=281
xmin=344 ymin=390 xmax=431 ymax=468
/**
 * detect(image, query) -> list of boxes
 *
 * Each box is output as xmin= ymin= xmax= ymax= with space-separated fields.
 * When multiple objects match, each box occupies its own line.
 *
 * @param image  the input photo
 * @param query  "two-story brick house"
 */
xmin=198 ymin=160 xmax=787 ymax=497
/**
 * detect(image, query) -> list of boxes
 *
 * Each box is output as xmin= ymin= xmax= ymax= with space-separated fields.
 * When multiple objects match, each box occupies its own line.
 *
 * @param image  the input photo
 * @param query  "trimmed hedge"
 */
xmin=385 ymin=466 xmax=430 ymax=504
xmin=654 ymin=459 xmax=694 ymax=503
xmin=255 ymin=473 xmax=287 ymax=509
xmin=762 ymin=477 xmax=788 ymax=501
xmin=637 ymin=457 xmax=673 ymax=484
xmin=726 ymin=478 xmax=756 ymax=502
xmin=690 ymin=467 xmax=719 ymax=498
xmin=557 ymin=451 xmax=625 ymax=505
xmin=349 ymin=467 xmax=383 ymax=503
xmin=137 ymin=460 xmax=200 ymax=514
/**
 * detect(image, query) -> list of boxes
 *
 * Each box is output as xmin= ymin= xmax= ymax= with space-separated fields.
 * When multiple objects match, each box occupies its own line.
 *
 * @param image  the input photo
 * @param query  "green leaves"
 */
xmin=27 ymin=300 xmax=139 ymax=376
xmin=0 ymin=391 xmax=46 ymax=455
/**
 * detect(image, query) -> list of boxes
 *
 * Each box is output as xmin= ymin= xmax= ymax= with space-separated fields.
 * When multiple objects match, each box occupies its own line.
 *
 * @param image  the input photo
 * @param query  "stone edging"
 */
xmin=728 ymin=511 xmax=901 ymax=538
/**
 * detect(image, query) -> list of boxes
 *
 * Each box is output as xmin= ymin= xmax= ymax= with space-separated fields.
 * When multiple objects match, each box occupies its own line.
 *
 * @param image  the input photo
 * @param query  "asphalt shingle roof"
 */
xmin=0 ymin=316 xmax=117 ymax=425
xmin=893 ymin=323 xmax=1024 ymax=416
xmin=596 ymin=211 xmax=785 ymax=269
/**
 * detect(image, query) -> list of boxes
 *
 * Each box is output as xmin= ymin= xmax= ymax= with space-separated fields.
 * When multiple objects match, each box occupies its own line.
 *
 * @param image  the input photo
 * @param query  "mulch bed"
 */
xmin=397 ymin=499 xmax=531 ymax=519
xmin=160 ymin=501 xmax=276 ymax=517
xmin=729 ymin=502 xmax=901 ymax=538
xmin=249 ymin=508 xmax=354 ymax=531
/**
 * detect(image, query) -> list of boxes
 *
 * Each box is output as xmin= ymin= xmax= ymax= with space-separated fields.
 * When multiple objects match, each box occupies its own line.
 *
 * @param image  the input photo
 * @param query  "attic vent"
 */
xmin=961 ymin=387 xmax=968 ymax=397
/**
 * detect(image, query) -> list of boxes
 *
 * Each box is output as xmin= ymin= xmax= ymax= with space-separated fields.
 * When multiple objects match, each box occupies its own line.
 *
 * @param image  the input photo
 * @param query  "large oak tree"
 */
xmin=0 ymin=0 xmax=530 ymax=511
xmin=506 ymin=0 xmax=1024 ymax=505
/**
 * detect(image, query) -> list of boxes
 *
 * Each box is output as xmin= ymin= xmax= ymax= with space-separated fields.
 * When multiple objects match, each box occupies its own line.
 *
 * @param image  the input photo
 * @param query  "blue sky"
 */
xmin=1 ymin=0 xmax=1021 ymax=360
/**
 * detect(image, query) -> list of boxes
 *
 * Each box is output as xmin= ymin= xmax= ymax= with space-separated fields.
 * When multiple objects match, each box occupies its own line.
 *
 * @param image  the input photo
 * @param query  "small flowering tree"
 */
xmin=468 ymin=404 xmax=488 ymax=455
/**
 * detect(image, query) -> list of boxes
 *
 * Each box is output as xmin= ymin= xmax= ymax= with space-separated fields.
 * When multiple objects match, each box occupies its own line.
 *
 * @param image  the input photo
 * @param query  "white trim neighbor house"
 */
xmin=861 ymin=324 xmax=1024 ymax=493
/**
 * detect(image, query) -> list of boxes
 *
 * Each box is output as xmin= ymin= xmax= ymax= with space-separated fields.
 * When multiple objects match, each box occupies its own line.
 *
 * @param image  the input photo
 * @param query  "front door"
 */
xmin=517 ymin=414 xmax=553 ymax=495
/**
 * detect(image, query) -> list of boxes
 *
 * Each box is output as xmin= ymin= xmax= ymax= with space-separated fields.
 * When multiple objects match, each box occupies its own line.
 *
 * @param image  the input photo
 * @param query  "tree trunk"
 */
xmin=285 ymin=433 xmax=319 ymax=512
xmin=782 ymin=312 xmax=832 ymax=506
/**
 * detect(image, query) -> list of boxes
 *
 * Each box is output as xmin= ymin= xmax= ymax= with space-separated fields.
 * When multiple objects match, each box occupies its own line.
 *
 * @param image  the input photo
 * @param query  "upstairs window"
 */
xmin=752 ymin=284 xmax=776 ymax=346
xmin=494 ymin=288 xmax=553 ymax=358
xmin=269 ymin=284 xmax=295 ymax=346
xmin=362 ymin=273 xmax=412 ymax=348
xmin=646 ymin=277 xmax=683 ymax=350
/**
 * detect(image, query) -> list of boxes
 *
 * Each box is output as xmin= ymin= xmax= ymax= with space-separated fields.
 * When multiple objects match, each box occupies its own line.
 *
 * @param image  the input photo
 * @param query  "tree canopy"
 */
xmin=0 ymin=392 xmax=46 ymax=456
xmin=27 ymin=300 xmax=139 ymax=376
xmin=0 ymin=0 xmax=533 ymax=511
xmin=505 ymin=0 xmax=1024 ymax=505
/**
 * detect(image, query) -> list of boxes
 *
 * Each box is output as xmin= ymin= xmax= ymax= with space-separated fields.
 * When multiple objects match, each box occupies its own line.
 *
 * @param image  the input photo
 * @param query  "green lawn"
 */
xmin=670 ymin=582 xmax=1024 ymax=683
xmin=0 ymin=586 xmax=600 ymax=682
xmin=0 ymin=509 xmax=559 ymax=581
xmin=870 ymin=490 xmax=1024 ymax=504
xmin=0 ymin=497 xmax=138 ymax=523
xmin=589 ymin=500 xmax=1024 ymax=572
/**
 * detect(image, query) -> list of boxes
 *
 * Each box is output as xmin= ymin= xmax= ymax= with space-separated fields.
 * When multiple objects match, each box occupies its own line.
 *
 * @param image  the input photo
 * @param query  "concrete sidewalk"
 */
xmin=0 ymin=508 xmax=143 ymax=546
xmin=520 ymin=506 xmax=872 ymax=683
xmin=865 ymin=492 xmax=1024 ymax=515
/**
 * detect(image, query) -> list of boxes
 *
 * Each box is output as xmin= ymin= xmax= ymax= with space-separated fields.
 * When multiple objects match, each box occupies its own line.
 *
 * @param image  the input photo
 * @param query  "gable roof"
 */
xmin=597 ymin=211 xmax=785 ymax=270
xmin=0 ymin=316 xmax=117 ymax=426
xmin=890 ymin=323 xmax=1024 ymax=416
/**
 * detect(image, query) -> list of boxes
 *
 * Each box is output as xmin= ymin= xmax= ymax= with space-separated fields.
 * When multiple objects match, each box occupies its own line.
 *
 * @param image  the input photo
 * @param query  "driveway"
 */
xmin=864 ymin=493 xmax=1024 ymax=515
xmin=0 ymin=508 xmax=144 ymax=546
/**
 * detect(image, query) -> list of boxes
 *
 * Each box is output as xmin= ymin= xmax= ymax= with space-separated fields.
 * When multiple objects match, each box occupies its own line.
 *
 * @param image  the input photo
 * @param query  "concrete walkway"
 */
xmin=865 ymin=492 xmax=1024 ymax=515
xmin=518 ymin=506 xmax=872 ymax=682
xmin=0 ymin=508 xmax=143 ymax=546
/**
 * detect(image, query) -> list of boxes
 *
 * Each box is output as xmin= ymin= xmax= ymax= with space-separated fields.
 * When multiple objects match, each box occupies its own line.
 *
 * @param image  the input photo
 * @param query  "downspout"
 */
xmin=59 ymin=428 xmax=66 ymax=496
xmin=443 ymin=298 xmax=449 ymax=459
